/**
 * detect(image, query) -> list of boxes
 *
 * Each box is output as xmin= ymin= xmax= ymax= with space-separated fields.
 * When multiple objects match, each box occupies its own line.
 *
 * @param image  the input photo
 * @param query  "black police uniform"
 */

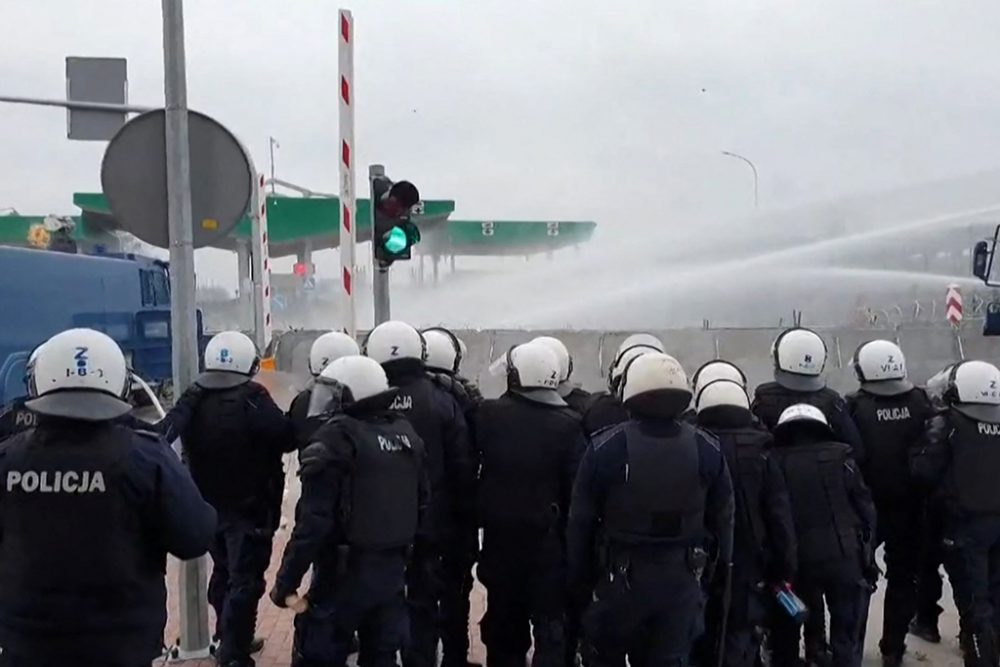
xmin=160 ymin=378 xmax=293 ymax=667
xmin=383 ymin=359 xmax=476 ymax=667
xmin=580 ymin=392 xmax=629 ymax=436
xmin=474 ymin=391 xmax=586 ymax=667
xmin=768 ymin=423 xmax=877 ymax=667
xmin=0 ymin=398 xmax=38 ymax=440
xmin=273 ymin=410 xmax=428 ymax=667
xmin=911 ymin=406 xmax=1000 ymax=667
xmin=428 ymin=369 xmax=484 ymax=667
xmin=568 ymin=418 xmax=735 ymax=667
xmin=846 ymin=385 xmax=934 ymax=660
xmin=752 ymin=380 xmax=866 ymax=662
xmin=696 ymin=405 xmax=797 ymax=667
xmin=0 ymin=420 xmax=216 ymax=667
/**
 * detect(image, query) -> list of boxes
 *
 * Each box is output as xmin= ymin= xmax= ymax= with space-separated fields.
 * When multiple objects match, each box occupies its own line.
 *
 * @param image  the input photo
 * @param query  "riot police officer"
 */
xmin=364 ymin=321 xmax=476 ymax=667
xmin=288 ymin=331 xmax=361 ymax=451
xmin=768 ymin=405 xmax=877 ymax=667
xmin=422 ymin=326 xmax=483 ymax=667
xmin=0 ymin=342 xmax=44 ymax=440
xmin=695 ymin=377 xmax=797 ymax=667
xmin=476 ymin=342 xmax=587 ymax=667
xmin=911 ymin=360 xmax=1000 ymax=667
xmin=159 ymin=331 xmax=292 ymax=667
xmin=423 ymin=327 xmax=484 ymax=417
xmin=532 ymin=335 xmax=592 ymax=415
xmin=580 ymin=334 xmax=664 ymax=435
xmin=751 ymin=328 xmax=864 ymax=459
xmin=272 ymin=355 xmax=428 ymax=667
xmin=751 ymin=328 xmax=865 ymax=663
xmin=845 ymin=340 xmax=934 ymax=666
xmin=908 ymin=364 xmax=955 ymax=645
xmin=0 ymin=328 xmax=216 ymax=667
xmin=568 ymin=352 xmax=735 ymax=667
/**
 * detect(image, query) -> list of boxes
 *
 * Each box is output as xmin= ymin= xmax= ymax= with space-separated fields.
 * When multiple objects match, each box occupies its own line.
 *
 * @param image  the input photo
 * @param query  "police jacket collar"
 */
xmin=509 ymin=388 xmax=567 ymax=407
xmin=382 ymin=358 xmax=426 ymax=384
xmin=345 ymin=388 xmax=401 ymax=417
xmin=860 ymin=379 xmax=914 ymax=397
xmin=196 ymin=370 xmax=252 ymax=390
xmin=696 ymin=405 xmax=754 ymax=430
xmin=773 ymin=424 xmax=834 ymax=448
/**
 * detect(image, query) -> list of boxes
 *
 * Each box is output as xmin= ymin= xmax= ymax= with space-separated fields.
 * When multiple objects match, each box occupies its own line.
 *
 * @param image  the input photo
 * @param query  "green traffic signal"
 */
xmin=383 ymin=226 xmax=408 ymax=254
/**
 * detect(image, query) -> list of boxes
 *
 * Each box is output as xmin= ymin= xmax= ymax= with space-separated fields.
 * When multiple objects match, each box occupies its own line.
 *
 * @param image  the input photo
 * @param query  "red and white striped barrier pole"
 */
xmin=251 ymin=173 xmax=273 ymax=353
xmin=946 ymin=284 xmax=963 ymax=328
xmin=338 ymin=9 xmax=357 ymax=339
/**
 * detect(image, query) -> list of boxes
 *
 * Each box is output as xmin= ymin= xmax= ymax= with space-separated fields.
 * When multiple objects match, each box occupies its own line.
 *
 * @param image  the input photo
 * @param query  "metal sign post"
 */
xmin=370 ymin=164 xmax=391 ymax=325
xmin=161 ymin=0 xmax=210 ymax=656
xmin=339 ymin=10 xmax=357 ymax=338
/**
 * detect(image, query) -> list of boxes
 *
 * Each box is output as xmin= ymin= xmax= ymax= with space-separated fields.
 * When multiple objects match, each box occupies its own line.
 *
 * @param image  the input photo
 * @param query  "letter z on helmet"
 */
xmin=853 ymin=339 xmax=912 ymax=396
xmin=199 ymin=331 xmax=260 ymax=389
xmin=364 ymin=321 xmax=425 ymax=364
xmin=772 ymin=328 xmax=827 ymax=391
xmin=308 ymin=355 xmax=397 ymax=417
xmin=309 ymin=331 xmax=361 ymax=376
xmin=27 ymin=328 xmax=131 ymax=421
xmin=532 ymin=336 xmax=573 ymax=383
xmin=947 ymin=360 xmax=1000 ymax=422
xmin=619 ymin=352 xmax=691 ymax=418
xmin=504 ymin=342 xmax=566 ymax=406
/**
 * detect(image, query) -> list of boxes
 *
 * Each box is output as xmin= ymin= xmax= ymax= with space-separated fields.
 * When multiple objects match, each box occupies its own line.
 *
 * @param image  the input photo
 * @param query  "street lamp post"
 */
xmin=721 ymin=150 xmax=759 ymax=209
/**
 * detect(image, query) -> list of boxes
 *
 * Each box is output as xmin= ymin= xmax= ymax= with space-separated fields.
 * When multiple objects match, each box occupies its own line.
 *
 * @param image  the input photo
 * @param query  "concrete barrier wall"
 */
xmin=272 ymin=327 xmax=993 ymax=398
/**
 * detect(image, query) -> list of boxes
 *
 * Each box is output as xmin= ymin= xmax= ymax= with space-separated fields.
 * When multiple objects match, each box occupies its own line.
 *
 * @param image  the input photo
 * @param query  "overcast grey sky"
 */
xmin=3 ymin=0 xmax=1000 ymax=292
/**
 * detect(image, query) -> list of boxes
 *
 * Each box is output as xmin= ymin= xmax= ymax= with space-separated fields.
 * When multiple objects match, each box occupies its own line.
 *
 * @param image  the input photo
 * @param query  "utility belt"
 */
xmin=599 ymin=539 xmax=707 ymax=581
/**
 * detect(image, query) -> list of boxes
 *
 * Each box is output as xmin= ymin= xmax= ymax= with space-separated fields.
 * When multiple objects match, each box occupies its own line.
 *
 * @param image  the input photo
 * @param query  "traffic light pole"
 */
xmin=162 ymin=0 xmax=210 ymax=657
xmin=370 ymin=164 xmax=391 ymax=326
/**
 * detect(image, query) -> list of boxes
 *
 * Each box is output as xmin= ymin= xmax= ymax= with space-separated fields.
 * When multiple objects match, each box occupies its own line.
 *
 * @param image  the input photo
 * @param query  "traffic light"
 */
xmin=373 ymin=177 xmax=421 ymax=265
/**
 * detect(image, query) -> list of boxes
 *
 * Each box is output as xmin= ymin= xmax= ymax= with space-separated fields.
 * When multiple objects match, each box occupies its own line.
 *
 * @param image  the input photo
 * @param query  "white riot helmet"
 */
xmin=199 ymin=331 xmax=260 ymax=389
xmin=853 ymin=340 xmax=912 ymax=396
xmin=619 ymin=352 xmax=691 ymax=418
xmin=26 ymin=328 xmax=131 ymax=421
xmin=532 ymin=336 xmax=572 ymax=383
xmin=505 ymin=343 xmax=565 ymax=406
xmin=947 ymin=360 xmax=1000 ymax=423
xmin=364 ymin=321 xmax=426 ymax=365
xmin=309 ymin=331 xmax=361 ymax=376
xmin=610 ymin=344 xmax=661 ymax=395
xmin=308 ymin=355 xmax=395 ymax=418
xmin=774 ymin=403 xmax=833 ymax=437
xmin=692 ymin=360 xmax=747 ymax=401
xmin=422 ymin=327 xmax=462 ymax=374
xmin=772 ymin=328 xmax=827 ymax=392
xmin=696 ymin=379 xmax=751 ymax=413
xmin=616 ymin=333 xmax=665 ymax=358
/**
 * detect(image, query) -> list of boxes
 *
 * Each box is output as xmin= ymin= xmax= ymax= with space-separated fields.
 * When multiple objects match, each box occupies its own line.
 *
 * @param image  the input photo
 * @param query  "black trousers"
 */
xmin=875 ymin=500 xmax=923 ymax=655
xmin=479 ymin=529 xmax=567 ymax=667
xmin=770 ymin=568 xmax=871 ymax=667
